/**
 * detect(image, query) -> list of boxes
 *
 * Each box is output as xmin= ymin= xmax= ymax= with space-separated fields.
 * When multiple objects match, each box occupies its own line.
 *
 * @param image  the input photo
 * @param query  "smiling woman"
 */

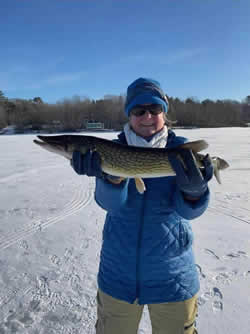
xmin=70 ymin=77 xmax=215 ymax=334
xmin=129 ymin=105 xmax=166 ymax=138
xmin=123 ymin=78 xmax=169 ymax=146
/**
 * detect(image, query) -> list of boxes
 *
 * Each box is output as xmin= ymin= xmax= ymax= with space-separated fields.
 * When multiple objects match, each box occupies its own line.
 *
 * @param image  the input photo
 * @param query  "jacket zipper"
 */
xmin=135 ymin=187 xmax=146 ymax=302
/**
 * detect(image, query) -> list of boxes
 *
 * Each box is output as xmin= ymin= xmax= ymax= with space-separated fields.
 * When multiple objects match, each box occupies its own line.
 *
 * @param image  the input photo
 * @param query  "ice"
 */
xmin=0 ymin=128 xmax=249 ymax=333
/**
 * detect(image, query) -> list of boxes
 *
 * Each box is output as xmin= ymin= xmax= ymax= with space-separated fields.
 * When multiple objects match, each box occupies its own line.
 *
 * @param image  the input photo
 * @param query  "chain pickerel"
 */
xmin=34 ymin=134 xmax=229 ymax=194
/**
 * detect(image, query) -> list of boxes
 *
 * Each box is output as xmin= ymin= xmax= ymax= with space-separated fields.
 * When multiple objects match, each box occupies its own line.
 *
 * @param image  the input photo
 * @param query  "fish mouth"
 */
xmin=33 ymin=137 xmax=65 ymax=151
xmin=36 ymin=135 xmax=66 ymax=144
xmin=33 ymin=135 xmax=73 ymax=160
xmin=33 ymin=138 xmax=49 ymax=146
xmin=34 ymin=135 xmax=71 ymax=149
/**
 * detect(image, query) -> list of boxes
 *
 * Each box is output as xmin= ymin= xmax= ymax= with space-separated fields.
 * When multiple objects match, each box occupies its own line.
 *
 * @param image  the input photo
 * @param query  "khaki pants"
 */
xmin=95 ymin=289 xmax=198 ymax=334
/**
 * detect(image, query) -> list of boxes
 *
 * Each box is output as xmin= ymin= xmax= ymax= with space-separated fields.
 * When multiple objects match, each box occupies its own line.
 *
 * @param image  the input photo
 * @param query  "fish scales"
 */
xmin=75 ymin=136 xmax=173 ymax=177
xmin=98 ymin=144 xmax=173 ymax=177
xmin=33 ymin=134 xmax=230 ymax=193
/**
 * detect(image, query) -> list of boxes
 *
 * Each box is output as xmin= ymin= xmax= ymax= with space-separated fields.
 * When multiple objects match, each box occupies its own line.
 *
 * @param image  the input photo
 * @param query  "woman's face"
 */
xmin=129 ymin=105 xmax=165 ymax=138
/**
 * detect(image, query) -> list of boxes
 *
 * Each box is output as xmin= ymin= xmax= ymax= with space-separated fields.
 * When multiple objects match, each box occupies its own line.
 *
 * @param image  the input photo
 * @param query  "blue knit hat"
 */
xmin=125 ymin=78 xmax=168 ymax=116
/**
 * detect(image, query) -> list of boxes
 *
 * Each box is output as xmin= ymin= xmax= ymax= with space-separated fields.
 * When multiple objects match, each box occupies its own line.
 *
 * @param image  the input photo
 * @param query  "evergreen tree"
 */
xmin=0 ymin=90 xmax=6 ymax=102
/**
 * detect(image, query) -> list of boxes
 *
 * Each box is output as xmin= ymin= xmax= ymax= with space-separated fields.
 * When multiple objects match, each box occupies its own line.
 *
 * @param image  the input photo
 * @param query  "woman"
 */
xmin=71 ymin=78 xmax=213 ymax=334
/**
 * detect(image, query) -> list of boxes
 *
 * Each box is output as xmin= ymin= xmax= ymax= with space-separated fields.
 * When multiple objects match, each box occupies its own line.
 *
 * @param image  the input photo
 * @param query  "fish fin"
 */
xmin=107 ymin=176 xmax=125 ymax=185
xmin=214 ymin=168 xmax=222 ymax=184
xmin=135 ymin=178 xmax=146 ymax=194
xmin=179 ymin=140 xmax=208 ymax=153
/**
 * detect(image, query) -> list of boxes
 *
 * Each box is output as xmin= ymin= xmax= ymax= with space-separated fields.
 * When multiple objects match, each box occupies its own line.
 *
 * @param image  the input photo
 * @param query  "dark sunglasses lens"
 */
xmin=131 ymin=104 xmax=163 ymax=116
xmin=149 ymin=104 xmax=163 ymax=115
xmin=130 ymin=108 xmax=146 ymax=116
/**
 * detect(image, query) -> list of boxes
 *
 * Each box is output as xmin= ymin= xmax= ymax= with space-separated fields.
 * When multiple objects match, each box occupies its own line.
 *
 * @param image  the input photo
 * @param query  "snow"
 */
xmin=0 ymin=128 xmax=250 ymax=333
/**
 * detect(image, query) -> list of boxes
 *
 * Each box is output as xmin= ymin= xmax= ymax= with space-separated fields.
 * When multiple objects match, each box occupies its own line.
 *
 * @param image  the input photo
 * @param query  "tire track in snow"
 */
xmin=208 ymin=198 xmax=250 ymax=225
xmin=208 ymin=196 xmax=250 ymax=225
xmin=0 ymin=178 xmax=95 ymax=328
xmin=208 ymin=206 xmax=250 ymax=225
xmin=0 ymin=178 xmax=94 ymax=251
xmin=215 ymin=197 xmax=250 ymax=213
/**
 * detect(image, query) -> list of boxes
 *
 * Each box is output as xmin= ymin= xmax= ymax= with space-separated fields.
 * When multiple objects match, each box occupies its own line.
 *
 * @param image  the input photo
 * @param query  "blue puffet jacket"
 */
xmin=95 ymin=130 xmax=210 ymax=305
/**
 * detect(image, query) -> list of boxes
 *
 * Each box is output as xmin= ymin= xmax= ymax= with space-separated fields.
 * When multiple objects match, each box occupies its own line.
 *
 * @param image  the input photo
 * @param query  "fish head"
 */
xmin=33 ymin=135 xmax=90 ymax=160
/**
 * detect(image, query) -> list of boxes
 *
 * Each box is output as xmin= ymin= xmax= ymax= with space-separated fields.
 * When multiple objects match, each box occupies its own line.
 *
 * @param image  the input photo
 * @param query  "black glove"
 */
xmin=168 ymin=150 xmax=213 ymax=199
xmin=71 ymin=150 xmax=103 ymax=178
xmin=71 ymin=150 xmax=122 ymax=183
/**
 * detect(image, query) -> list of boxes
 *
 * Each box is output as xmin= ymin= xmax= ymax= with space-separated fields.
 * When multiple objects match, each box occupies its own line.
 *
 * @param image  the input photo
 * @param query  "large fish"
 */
xmin=34 ymin=134 xmax=229 ymax=194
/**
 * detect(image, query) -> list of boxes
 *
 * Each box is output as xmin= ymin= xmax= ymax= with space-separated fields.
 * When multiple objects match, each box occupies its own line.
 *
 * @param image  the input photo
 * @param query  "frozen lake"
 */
xmin=0 ymin=127 xmax=250 ymax=333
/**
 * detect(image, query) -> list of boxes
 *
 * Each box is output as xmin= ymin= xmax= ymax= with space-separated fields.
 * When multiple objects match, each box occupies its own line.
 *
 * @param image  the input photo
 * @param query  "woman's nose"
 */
xmin=142 ymin=110 xmax=152 ymax=118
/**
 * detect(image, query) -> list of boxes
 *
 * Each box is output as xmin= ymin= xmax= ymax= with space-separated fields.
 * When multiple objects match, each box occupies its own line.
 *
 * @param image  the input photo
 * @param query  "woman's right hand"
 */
xmin=71 ymin=150 xmax=125 ymax=184
xmin=71 ymin=150 xmax=104 ymax=178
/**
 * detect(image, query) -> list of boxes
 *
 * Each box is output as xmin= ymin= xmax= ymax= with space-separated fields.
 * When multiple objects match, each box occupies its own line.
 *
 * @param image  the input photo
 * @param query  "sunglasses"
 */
xmin=130 ymin=104 xmax=164 ymax=117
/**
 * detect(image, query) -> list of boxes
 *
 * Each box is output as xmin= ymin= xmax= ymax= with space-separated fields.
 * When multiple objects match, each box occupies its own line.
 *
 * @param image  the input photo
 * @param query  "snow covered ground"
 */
xmin=0 ymin=128 xmax=249 ymax=334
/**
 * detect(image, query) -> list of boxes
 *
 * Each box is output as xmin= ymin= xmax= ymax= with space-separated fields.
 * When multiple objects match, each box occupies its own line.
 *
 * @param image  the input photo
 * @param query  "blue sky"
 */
xmin=1 ymin=0 xmax=249 ymax=103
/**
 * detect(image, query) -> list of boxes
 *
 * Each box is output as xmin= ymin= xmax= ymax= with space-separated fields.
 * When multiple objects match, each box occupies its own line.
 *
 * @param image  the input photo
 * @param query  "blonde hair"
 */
xmin=163 ymin=112 xmax=174 ymax=128
xmin=163 ymin=95 xmax=176 ymax=128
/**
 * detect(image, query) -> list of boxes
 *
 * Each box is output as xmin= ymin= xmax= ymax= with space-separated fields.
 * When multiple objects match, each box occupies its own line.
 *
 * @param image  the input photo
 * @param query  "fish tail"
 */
xmin=214 ymin=168 xmax=221 ymax=184
xmin=213 ymin=157 xmax=229 ymax=184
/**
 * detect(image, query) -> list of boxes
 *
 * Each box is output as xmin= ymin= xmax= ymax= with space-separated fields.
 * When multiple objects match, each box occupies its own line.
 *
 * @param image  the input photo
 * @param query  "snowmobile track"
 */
xmin=0 ymin=178 xmax=94 ymax=251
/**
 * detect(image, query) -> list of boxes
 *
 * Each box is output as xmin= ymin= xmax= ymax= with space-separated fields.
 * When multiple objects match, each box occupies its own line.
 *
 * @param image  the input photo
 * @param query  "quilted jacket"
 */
xmin=94 ymin=130 xmax=210 ymax=305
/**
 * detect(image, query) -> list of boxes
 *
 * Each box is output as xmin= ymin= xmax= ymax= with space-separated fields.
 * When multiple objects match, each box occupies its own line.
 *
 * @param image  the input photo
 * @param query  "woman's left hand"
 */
xmin=168 ymin=150 xmax=213 ymax=200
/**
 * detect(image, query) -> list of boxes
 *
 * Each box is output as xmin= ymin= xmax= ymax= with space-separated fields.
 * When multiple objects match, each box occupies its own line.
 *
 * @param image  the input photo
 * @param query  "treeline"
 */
xmin=0 ymin=90 xmax=249 ymax=132
xmin=169 ymin=97 xmax=245 ymax=128
xmin=0 ymin=94 xmax=127 ymax=131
